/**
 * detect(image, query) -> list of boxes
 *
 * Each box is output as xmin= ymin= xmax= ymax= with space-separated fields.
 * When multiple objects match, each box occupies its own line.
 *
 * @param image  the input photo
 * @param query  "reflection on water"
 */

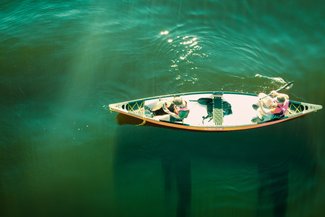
xmin=162 ymin=148 xmax=191 ymax=217
xmin=257 ymin=162 xmax=288 ymax=217
xmin=114 ymin=118 xmax=315 ymax=217
xmin=155 ymin=28 xmax=205 ymax=89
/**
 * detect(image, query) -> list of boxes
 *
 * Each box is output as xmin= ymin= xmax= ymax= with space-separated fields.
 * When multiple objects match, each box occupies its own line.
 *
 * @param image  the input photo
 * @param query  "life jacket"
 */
xmin=272 ymin=99 xmax=289 ymax=115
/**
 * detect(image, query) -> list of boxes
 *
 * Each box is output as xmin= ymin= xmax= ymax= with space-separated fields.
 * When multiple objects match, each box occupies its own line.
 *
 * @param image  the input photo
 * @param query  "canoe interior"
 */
xmin=110 ymin=92 xmax=322 ymax=130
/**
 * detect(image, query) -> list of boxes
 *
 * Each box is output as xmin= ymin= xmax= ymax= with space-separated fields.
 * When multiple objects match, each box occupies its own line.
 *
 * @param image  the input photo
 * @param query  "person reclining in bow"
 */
xmin=150 ymin=96 xmax=189 ymax=121
xmin=253 ymin=90 xmax=289 ymax=122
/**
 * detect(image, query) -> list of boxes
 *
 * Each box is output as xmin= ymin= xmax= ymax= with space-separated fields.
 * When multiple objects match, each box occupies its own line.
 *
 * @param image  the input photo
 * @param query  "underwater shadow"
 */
xmin=113 ymin=116 xmax=316 ymax=217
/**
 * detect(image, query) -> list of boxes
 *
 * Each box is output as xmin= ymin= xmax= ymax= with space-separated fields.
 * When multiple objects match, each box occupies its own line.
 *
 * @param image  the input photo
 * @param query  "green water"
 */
xmin=1 ymin=1 xmax=325 ymax=217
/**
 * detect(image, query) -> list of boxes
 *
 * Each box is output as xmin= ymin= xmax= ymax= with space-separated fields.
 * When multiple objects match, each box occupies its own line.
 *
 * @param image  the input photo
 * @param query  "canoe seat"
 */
xmin=213 ymin=95 xmax=223 ymax=125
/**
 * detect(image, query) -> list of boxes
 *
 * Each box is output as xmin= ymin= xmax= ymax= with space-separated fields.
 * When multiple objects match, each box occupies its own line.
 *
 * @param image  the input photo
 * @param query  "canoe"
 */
xmin=108 ymin=91 xmax=322 ymax=132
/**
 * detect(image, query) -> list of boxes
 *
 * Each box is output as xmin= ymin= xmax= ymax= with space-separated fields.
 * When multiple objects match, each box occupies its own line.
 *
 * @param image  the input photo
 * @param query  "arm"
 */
xmin=270 ymin=91 xmax=289 ymax=100
xmin=259 ymin=104 xmax=273 ymax=115
xmin=162 ymin=103 xmax=181 ymax=119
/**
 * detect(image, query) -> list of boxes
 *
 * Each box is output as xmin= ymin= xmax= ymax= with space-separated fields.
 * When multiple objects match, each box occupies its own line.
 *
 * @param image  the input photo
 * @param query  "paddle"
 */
xmin=189 ymin=98 xmax=212 ymax=105
xmin=260 ymin=81 xmax=294 ymax=99
xmin=274 ymin=81 xmax=294 ymax=92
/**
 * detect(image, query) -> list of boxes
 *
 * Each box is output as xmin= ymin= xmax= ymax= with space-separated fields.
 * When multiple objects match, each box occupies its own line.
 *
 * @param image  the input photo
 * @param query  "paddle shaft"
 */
xmin=274 ymin=81 xmax=294 ymax=92
xmin=261 ymin=81 xmax=294 ymax=99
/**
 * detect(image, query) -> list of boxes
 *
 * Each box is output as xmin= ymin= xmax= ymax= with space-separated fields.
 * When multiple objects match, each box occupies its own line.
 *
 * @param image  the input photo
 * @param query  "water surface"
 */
xmin=1 ymin=1 xmax=325 ymax=217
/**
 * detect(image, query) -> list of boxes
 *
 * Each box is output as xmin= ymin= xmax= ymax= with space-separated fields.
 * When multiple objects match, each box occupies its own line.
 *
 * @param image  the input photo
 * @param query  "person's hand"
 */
xmin=270 ymin=90 xmax=277 ymax=97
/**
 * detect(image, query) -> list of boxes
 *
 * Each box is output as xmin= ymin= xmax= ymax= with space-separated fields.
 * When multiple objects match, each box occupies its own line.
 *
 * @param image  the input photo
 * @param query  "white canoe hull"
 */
xmin=109 ymin=91 xmax=322 ymax=132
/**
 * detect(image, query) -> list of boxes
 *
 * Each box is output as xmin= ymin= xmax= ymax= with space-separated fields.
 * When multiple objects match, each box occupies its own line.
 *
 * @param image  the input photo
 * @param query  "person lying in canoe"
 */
xmin=150 ymin=97 xmax=190 ymax=121
xmin=253 ymin=90 xmax=289 ymax=122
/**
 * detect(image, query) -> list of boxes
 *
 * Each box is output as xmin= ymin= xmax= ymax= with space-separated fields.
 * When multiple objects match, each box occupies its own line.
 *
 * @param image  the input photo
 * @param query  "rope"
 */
xmin=137 ymin=119 xmax=146 ymax=126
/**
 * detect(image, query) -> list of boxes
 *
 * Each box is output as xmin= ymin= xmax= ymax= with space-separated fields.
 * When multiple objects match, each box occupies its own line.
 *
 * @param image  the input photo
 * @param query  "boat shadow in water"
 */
xmin=113 ymin=115 xmax=316 ymax=217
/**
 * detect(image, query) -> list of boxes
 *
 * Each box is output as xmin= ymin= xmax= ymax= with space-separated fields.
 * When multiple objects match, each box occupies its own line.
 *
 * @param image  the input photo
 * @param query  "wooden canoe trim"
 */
xmin=110 ymin=106 xmax=307 ymax=132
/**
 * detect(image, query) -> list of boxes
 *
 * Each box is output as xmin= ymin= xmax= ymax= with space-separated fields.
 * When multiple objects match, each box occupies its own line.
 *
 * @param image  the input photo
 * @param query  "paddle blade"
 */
xmin=284 ymin=81 xmax=294 ymax=90
xmin=276 ymin=81 xmax=294 ymax=92
xmin=197 ymin=98 xmax=213 ymax=105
